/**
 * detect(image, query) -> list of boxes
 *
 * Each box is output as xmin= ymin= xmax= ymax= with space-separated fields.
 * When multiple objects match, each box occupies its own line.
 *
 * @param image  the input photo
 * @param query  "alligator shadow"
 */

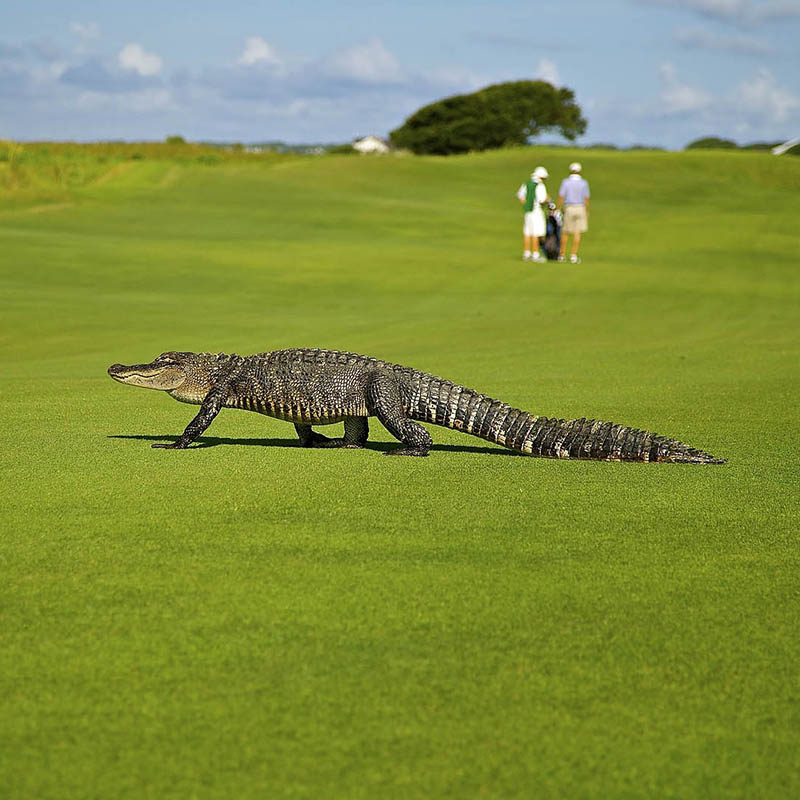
xmin=107 ymin=434 xmax=522 ymax=456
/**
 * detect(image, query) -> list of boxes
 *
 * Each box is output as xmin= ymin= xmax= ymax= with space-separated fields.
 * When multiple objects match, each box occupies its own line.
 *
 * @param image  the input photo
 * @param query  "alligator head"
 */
xmin=108 ymin=351 xmax=228 ymax=404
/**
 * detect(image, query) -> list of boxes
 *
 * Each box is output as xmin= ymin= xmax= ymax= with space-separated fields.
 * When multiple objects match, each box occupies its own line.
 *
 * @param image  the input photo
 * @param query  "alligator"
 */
xmin=107 ymin=348 xmax=726 ymax=463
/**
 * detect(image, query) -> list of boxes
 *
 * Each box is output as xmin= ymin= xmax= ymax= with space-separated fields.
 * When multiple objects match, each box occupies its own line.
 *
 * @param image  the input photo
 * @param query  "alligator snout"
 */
xmin=107 ymin=360 xmax=187 ymax=391
xmin=108 ymin=363 xmax=139 ymax=381
xmin=108 ymin=363 xmax=134 ymax=380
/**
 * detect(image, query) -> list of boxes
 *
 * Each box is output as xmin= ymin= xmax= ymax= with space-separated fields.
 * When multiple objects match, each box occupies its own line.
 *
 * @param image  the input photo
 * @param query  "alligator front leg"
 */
xmin=152 ymin=385 xmax=227 ymax=449
xmin=294 ymin=418 xmax=369 ymax=449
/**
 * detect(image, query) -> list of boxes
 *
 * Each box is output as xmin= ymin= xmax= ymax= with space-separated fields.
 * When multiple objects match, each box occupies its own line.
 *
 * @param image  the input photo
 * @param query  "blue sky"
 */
xmin=2 ymin=0 xmax=799 ymax=148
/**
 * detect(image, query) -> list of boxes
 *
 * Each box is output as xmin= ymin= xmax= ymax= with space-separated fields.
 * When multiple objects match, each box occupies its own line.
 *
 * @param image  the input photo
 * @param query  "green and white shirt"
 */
xmin=517 ymin=179 xmax=547 ymax=212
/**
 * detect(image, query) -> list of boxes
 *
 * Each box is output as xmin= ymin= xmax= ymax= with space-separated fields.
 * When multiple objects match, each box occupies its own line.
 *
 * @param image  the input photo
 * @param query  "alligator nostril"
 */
xmin=108 ymin=364 xmax=124 ymax=374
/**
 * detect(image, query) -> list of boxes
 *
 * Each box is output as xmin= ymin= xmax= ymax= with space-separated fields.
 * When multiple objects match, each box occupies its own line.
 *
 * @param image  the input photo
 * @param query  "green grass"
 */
xmin=2 ymin=146 xmax=799 ymax=799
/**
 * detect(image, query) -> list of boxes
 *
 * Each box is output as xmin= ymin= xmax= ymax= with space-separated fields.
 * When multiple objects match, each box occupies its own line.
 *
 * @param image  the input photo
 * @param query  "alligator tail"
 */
xmin=404 ymin=374 xmax=725 ymax=463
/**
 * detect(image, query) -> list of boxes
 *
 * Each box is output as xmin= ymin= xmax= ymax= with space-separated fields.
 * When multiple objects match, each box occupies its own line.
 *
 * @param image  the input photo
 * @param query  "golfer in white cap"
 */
xmin=516 ymin=166 xmax=550 ymax=262
xmin=557 ymin=162 xmax=590 ymax=263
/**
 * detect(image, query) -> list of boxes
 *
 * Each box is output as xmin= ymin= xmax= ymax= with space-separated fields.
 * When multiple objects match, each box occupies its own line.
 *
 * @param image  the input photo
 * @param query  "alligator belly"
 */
xmin=258 ymin=404 xmax=365 ymax=425
xmin=229 ymin=391 xmax=368 ymax=423
xmin=266 ymin=408 xmax=350 ymax=425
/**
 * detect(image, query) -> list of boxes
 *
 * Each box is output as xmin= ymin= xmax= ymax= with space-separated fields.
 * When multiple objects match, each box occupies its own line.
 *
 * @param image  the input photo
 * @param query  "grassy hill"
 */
xmin=2 ymin=144 xmax=798 ymax=799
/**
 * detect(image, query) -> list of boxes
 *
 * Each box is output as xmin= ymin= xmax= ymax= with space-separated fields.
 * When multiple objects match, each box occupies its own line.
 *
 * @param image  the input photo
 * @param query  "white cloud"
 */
xmin=0 ymin=30 xmax=482 ymax=142
xmin=60 ymin=56 xmax=163 ymax=93
xmin=695 ymin=0 xmax=748 ymax=17
xmin=593 ymin=62 xmax=800 ymax=146
xmin=237 ymin=36 xmax=282 ymax=67
xmin=69 ymin=22 xmax=100 ymax=53
xmin=674 ymin=26 xmax=772 ymax=53
xmin=118 ymin=43 xmax=162 ymax=77
xmin=51 ymin=62 xmax=69 ymax=79
xmin=635 ymin=0 xmax=800 ymax=24
xmin=733 ymin=67 xmax=799 ymax=121
xmin=69 ymin=22 xmax=100 ymax=39
xmin=658 ymin=62 xmax=712 ymax=113
xmin=753 ymin=0 xmax=800 ymax=20
xmin=76 ymin=89 xmax=175 ymax=114
xmin=320 ymin=37 xmax=405 ymax=84
xmin=69 ymin=21 xmax=100 ymax=58
xmin=425 ymin=65 xmax=486 ymax=92
xmin=636 ymin=0 xmax=748 ymax=20
xmin=534 ymin=58 xmax=560 ymax=86
xmin=126 ymin=88 xmax=174 ymax=112
xmin=75 ymin=87 xmax=175 ymax=113
xmin=29 ymin=40 xmax=65 ymax=63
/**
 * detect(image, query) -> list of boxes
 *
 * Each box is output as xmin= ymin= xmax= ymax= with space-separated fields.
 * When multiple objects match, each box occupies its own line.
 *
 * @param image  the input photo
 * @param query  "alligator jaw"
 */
xmin=107 ymin=362 xmax=186 ymax=391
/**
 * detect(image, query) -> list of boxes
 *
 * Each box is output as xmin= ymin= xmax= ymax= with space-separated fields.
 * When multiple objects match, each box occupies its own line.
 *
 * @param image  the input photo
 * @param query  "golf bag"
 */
xmin=543 ymin=205 xmax=562 ymax=260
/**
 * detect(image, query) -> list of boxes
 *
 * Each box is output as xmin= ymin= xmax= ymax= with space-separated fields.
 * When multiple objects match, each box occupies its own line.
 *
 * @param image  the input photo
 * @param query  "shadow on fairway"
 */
xmin=107 ymin=434 xmax=522 ymax=456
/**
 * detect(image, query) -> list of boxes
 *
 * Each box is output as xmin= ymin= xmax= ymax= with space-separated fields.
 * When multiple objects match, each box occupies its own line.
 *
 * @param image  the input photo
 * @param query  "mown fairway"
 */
xmin=2 ymin=146 xmax=798 ymax=798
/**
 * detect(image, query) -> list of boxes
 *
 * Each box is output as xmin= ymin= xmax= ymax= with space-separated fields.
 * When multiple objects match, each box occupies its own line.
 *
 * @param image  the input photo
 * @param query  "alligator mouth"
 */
xmin=108 ymin=364 xmax=166 ymax=381
xmin=110 ymin=370 xmax=141 ymax=379
xmin=107 ymin=363 xmax=185 ymax=390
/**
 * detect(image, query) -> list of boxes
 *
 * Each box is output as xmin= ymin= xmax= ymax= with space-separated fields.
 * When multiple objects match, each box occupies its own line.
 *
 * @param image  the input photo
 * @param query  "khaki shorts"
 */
xmin=563 ymin=204 xmax=588 ymax=234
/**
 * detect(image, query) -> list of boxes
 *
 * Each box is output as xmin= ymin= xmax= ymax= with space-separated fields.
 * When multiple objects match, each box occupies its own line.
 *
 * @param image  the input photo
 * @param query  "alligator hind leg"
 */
xmin=294 ymin=423 xmax=326 ymax=447
xmin=366 ymin=373 xmax=432 ymax=457
xmin=294 ymin=418 xmax=369 ymax=449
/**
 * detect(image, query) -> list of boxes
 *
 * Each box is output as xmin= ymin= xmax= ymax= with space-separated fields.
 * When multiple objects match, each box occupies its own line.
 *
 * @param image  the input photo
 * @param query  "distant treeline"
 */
xmin=0 ymin=138 xmax=289 ymax=194
xmin=685 ymin=136 xmax=799 ymax=155
xmin=0 ymin=137 xmax=289 ymax=166
xmin=2 ymin=134 xmax=791 ymax=199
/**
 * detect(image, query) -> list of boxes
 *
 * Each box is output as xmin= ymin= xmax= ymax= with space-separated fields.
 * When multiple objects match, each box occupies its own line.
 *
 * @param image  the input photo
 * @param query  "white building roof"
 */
xmin=353 ymin=136 xmax=390 ymax=153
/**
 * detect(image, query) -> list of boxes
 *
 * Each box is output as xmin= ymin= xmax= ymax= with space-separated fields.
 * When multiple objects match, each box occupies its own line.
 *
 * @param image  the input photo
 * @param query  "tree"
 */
xmin=389 ymin=81 xmax=587 ymax=155
xmin=685 ymin=136 xmax=739 ymax=150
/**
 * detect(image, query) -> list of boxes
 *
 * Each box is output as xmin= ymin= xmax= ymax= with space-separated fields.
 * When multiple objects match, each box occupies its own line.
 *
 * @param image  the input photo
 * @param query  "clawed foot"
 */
xmin=304 ymin=434 xmax=364 ymax=449
xmin=302 ymin=439 xmax=361 ymax=449
xmin=383 ymin=448 xmax=429 ymax=457
xmin=151 ymin=441 xmax=188 ymax=449
xmin=299 ymin=432 xmax=337 ymax=448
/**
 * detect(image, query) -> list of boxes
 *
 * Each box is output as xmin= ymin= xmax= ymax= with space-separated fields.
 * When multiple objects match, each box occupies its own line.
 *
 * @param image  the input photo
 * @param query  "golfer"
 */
xmin=557 ymin=162 xmax=590 ymax=264
xmin=516 ymin=166 xmax=549 ymax=262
